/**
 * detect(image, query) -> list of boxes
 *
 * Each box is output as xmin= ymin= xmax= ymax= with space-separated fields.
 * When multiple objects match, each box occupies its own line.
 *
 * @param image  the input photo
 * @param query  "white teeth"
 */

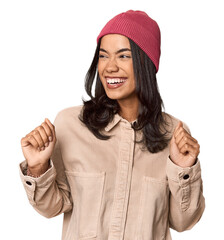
xmin=106 ymin=78 xmax=126 ymax=84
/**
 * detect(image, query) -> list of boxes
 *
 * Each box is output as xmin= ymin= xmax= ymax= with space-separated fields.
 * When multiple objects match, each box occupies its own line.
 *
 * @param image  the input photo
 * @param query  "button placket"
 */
xmin=108 ymin=124 xmax=135 ymax=240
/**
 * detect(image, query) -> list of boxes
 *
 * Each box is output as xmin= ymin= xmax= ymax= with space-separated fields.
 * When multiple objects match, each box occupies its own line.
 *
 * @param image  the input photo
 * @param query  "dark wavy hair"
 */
xmin=79 ymin=37 xmax=171 ymax=153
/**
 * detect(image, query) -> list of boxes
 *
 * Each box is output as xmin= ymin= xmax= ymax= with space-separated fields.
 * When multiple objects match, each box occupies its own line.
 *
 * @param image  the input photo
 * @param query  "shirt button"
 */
xmin=183 ymin=174 xmax=189 ymax=180
xmin=26 ymin=181 xmax=32 ymax=186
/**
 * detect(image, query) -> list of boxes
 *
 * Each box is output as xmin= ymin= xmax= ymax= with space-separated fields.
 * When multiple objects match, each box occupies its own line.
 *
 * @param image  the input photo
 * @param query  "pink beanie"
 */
xmin=97 ymin=10 xmax=161 ymax=72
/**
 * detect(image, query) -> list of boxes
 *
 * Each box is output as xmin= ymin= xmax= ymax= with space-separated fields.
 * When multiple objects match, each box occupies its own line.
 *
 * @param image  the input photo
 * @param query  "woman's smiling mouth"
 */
xmin=105 ymin=77 xmax=127 ymax=89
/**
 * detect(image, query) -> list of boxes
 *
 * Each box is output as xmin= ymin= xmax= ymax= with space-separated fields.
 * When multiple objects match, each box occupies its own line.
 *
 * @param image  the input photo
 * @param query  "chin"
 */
xmin=106 ymin=95 xmax=121 ymax=101
xmin=105 ymin=92 xmax=125 ymax=101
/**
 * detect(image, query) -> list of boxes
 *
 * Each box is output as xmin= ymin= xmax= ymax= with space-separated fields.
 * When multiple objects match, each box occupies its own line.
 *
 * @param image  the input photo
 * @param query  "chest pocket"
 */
xmin=65 ymin=171 xmax=105 ymax=240
xmin=135 ymin=176 xmax=169 ymax=240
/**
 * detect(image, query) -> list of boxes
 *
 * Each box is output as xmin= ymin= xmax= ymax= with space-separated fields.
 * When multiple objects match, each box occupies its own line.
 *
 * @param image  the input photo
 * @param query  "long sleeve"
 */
xmin=166 ymin=157 xmax=205 ymax=232
xmin=19 ymin=118 xmax=73 ymax=218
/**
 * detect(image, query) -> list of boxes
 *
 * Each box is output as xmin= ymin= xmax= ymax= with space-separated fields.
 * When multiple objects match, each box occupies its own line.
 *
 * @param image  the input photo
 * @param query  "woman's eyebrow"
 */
xmin=99 ymin=48 xmax=131 ymax=54
xmin=116 ymin=48 xmax=131 ymax=54
xmin=99 ymin=48 xmax=108 ymax=53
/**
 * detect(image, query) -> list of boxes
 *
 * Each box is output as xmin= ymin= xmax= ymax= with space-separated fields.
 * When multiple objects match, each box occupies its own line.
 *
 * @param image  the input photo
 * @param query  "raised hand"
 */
xmin=169 ymin=121 xmax=200 ymax=168
xmin=21 ymin=118 xmax=57 ymax=176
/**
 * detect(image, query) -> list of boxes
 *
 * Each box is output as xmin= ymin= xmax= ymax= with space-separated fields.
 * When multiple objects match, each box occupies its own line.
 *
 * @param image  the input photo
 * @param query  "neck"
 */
xmin=117 ymin=97 xmax=139 ymax=122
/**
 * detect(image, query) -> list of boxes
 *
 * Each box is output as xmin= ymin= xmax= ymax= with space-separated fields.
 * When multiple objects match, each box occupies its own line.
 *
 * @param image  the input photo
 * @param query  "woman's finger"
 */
xmin=173 ymin=121 xmax=183 ymax=138
xmin=21 ymin=135 xmax=39 ymax=150
xmin=177 ymin=135 xmax=199 ymax=150
xmin=175 ymin=127 xmax=197 ymax=146
xmin=35 ymin=125 xmax=49 ymax=146
xmin=41 ymin=121 xmax=53 ymax=142
xmin=179 ymin=143 xmax=199 ymax=158
xmin=45 ymin=118 xmax=56 ymax=141
xmin=30 ymin=130 xmax=45 ymax=150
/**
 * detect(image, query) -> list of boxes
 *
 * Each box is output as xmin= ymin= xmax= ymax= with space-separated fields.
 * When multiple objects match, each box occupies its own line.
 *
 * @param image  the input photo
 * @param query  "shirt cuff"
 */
xmin=166 ymin=156 xmax=202 ymax=211
xmin=19 ymin=160 xmax=56 ymax=205
xmin=166 ymin=156 xmax=202 ymax=187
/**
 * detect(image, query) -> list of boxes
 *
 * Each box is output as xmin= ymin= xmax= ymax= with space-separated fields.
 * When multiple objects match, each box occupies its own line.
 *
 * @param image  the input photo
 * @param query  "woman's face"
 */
xmin=98 ymin=34 xmax=137 ymax=102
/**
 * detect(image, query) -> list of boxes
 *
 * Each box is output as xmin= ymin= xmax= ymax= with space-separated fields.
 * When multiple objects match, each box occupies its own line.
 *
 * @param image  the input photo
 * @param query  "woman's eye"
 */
xmin=99 ymin=54 xmax=108 ymax=59
xmin=119 ymin=55 xmax=131 ymax=59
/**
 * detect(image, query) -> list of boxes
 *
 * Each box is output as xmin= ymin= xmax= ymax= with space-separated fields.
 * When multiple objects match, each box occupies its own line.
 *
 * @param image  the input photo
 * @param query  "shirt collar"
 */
xmin=104 ymin=114 xmax=137 ymax=132
xmin=104 ymin=114 xmax=122 ymax=132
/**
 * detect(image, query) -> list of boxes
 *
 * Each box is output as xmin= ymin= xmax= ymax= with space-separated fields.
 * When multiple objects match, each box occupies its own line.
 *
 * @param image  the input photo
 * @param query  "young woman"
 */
xmin=20 ymin=10 xmax=205 ymax=240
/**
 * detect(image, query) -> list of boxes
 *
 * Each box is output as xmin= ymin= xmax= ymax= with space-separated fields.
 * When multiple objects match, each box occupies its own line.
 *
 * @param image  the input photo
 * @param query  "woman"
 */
xmin=20 ymin=10 xmax=205 ymax=240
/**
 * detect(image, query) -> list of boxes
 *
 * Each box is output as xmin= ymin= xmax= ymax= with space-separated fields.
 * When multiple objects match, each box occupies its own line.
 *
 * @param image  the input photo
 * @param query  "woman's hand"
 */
xmin=21 ymin=118 xmax=57 ymax=176
xmin=169 ymin=121 xmax=200 ymax=168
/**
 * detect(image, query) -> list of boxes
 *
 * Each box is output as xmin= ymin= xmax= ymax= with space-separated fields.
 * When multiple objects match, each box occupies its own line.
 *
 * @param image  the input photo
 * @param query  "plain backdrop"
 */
xmin=1 ymin=0 xmax=223 ymax=239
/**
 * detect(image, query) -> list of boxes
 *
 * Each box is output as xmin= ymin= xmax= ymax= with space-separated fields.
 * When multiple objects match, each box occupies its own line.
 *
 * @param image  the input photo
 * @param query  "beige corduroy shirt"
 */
xmin=20 ymin=105 xmax=205 ymax=240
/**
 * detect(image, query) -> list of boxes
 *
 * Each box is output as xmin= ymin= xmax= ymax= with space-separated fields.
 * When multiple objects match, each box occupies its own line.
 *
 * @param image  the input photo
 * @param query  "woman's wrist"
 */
xmin=27 ymin=160 xmax=50 ymax=178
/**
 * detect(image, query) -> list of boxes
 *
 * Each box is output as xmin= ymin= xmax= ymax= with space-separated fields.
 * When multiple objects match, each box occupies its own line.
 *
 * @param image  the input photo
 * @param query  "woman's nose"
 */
xmin=105 ymin=58 xmax=119 ymax=73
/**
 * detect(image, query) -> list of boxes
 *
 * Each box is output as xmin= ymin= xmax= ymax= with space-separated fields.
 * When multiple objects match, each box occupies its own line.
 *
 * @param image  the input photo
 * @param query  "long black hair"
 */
xmin=79 ymin=37 xmax=170 ymax=153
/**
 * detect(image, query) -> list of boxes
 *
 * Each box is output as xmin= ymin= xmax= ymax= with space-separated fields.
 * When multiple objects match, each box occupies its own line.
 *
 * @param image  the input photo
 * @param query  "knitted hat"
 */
xmin=97 ymin=10 xmax=161 ymax=72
